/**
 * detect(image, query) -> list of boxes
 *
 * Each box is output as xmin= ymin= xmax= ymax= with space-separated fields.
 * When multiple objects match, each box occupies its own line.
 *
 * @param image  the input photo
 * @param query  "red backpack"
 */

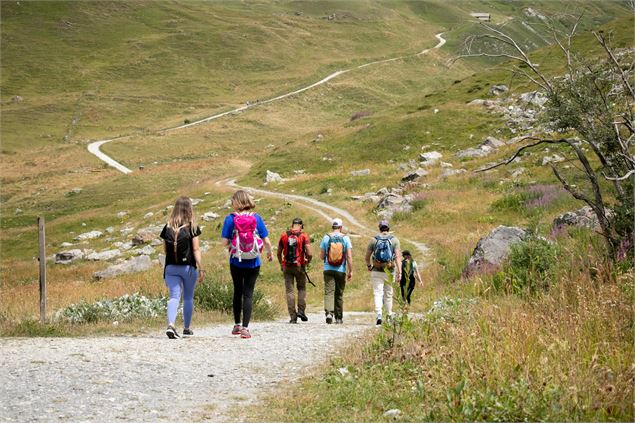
xmin=281 ymin=230 xmax=306 ymax=266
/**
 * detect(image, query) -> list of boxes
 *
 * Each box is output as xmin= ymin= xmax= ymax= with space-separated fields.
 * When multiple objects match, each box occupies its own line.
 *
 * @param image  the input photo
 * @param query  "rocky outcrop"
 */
xmin=464 ymin=226 xmax=527 ymax=276
xmin=488 ymin=84 xmax=509 ymax=96
xmin=55 ymin=249 xmax=84 ymax=264
xmin=93 ymin=255 xmax=153 ymax=280
xmin=401 ymin=168 xmax=428 ymax=183
xmin=265 ymin=170 xmax=283 ymax=183
xmin=86 ymin=249 xmax=121 ymax=261
xmin=132 ymin=230 xmax=155 ymax=246
xmin=552 ymin=206 xmax=610 ymax=230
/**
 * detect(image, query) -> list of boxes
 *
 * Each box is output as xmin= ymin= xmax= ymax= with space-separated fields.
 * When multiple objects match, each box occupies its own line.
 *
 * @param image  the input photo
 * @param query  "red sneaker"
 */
xmin=240 ymin=327 xmax=251 ymax=339
xmin=232 ymin=325 xmax=241 ymax=335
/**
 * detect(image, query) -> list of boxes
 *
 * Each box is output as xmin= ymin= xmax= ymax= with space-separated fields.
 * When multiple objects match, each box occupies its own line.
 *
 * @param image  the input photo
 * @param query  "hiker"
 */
xmin=160 ymin=196 xmax=205 ymax=339
xmin=221 ymin=190 xmax=274 ymax=339
xmin=277 ymin=218 xmax=313 ymax=323
xmin=365 ymin=219 xmax=402 ymax=325
xmin=400 ymin=250 xmax=423 ymax=305
xmin=319 ymin=218 xmax=353 ymax=324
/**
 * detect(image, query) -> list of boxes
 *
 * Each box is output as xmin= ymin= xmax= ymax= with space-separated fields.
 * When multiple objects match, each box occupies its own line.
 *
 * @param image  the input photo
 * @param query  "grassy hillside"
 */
xmin=0 ymin=1 xmax=632 ymax=420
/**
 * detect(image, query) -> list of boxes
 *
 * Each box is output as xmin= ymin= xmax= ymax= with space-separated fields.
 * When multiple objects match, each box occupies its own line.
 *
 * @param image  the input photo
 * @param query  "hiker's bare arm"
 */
xmin=395 ymin=248 xmax=402 ymax=280
xmin=263 ymin=237 xmax=274 ymax=261
xmin=346 ymin=249 xmax=353 ymax=280
xmin=305 ymin=243 xmax=313 ymax=263
xmin=221 ymin=238 xmax=230 ymax=247
xmin=192 ymin=237 xmax=205 ymax=281
xmin=276 ymin=238 xmax=284 ymax=265
xmin=364 ymin=248 xmax=372 ymax=271
xmin=416 ymin=269 xmax=424 ymax=287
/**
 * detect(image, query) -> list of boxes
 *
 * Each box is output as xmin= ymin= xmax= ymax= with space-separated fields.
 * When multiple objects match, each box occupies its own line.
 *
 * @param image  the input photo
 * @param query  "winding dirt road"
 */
xmin=86 ymin=33 xmax=446 ymax=175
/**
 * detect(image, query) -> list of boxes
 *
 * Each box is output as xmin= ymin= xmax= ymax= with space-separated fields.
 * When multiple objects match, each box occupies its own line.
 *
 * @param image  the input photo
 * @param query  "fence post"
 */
xmin=38 ymin=216 xmax=47 ymax=323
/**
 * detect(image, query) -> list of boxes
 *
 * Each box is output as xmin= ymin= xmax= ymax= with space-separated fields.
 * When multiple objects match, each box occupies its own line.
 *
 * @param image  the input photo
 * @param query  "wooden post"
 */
xmin=38 ymin=216 xmax=47 ymax=323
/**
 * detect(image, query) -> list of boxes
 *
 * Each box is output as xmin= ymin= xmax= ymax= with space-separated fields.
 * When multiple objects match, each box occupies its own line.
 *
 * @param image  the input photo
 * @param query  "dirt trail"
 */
xmin=86 ymin=33 xmax=446 ymax=174
xmin=0 ymin=312 xmax=373 ymax=422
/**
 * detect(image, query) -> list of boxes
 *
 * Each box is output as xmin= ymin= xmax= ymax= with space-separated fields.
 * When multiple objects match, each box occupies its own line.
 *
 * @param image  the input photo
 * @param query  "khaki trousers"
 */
xmin=323 ymin=270 xmax=346 ymax=319
xmin=284 ymin=266 xmax=306 ymax=318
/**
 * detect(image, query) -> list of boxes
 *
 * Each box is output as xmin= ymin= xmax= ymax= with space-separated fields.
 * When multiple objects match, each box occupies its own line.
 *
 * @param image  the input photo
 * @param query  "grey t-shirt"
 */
xmin=367 ymin=233 xmax=400 ymax=271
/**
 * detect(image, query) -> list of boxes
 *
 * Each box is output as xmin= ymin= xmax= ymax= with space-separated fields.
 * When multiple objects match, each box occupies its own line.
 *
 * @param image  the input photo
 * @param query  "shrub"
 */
xmin=491 ymin=238 xmax=559 ymax=295
xmin=194 ymin=281 xmax=277 ymax=320
xmin=56 ymin=293 xmax=167 ymax=324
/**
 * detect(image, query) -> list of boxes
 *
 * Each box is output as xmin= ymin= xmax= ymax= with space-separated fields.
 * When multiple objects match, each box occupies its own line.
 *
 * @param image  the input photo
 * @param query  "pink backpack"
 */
xmin=229 ymin=212 xmax=263 ymax=261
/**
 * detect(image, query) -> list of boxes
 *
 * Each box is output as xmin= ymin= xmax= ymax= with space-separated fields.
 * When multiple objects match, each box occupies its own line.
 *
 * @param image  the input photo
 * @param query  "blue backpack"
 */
xmin=372 ymin=235 xmax=395 ymax=268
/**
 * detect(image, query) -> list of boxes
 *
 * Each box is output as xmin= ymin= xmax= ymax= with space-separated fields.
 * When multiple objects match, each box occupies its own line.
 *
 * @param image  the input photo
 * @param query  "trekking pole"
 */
xmin=303 ymin=268 xmax=316 ymax=287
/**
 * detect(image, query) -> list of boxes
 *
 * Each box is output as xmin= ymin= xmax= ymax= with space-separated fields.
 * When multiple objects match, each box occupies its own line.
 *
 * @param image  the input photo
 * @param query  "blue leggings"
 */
xmin=164 ymin=265 xmax=198 ymax=328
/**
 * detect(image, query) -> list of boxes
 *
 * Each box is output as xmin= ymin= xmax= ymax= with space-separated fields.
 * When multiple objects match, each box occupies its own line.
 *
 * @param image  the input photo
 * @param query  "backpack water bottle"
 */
xmin=230 ymin=212 xmax=263 ymax=262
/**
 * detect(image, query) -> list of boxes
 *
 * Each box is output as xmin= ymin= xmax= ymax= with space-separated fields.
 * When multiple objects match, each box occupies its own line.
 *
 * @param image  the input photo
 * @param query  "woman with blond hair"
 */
xmin=160 ymin=196 xmax=205 ymax=339
xmin=221 ymin=190 xmax=274 ymax=339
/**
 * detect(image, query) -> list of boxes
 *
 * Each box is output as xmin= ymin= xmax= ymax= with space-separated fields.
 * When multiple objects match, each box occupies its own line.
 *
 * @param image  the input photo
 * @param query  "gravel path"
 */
xmin=0 ymin=312 xmax=374 ymax=422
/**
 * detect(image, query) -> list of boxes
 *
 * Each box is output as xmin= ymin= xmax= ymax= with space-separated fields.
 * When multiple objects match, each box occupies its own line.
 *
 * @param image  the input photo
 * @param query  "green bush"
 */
xmin=492 ymin=238 xmax=559 ymax=295
xmin=194 ymin=280 xmax=277 ymax=320
xmin=55 ymin=293 xmax=167 ymax=324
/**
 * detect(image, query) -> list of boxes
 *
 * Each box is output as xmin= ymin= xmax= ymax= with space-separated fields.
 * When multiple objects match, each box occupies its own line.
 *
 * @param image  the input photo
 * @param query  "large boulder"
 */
xmin=265 ymin=170 xmax=283 ymax=183
xmin=488 ymin=84 xmax=509 ymax=96
xmin=377 ymin=193 xmax=413 ymax=219
xmin=55 ymin=249 xmax=84 ymax=264
xmin=482 ymin=136 xmax=505 ymax=149
xmin=201 ymin=212 xmax=219 ymax=222
xmin=464 ymin=226 xmax=527 ymax=276
xmin=86 ymin=249 xmax=121 ymax=261
xmin=132 ymin=229 xmax=156 ymax=246
xmin=552 ymin=206 xmax=607 ymax=230
xmin=519 ymin=91 xmax=548 ymax=107
xmin=93 ymin=255 xmax=153 ymax=280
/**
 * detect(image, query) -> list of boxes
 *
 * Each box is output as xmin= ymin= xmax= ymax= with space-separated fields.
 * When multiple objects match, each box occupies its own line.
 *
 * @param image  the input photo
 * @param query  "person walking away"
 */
xmin=400 ymin=250 xmax=423 ymax=305
xmin=221 ymin=190 xmax=274 ymax=339
xmin=365 ymin=220 xmax=402 ymax=325
xmin=160 ymin=196 xmax=206 ymax=339
xmin=319 ymin=218 xmax=353 ymax=324
xmin=277 ymin=218 xmax=313 ymax=323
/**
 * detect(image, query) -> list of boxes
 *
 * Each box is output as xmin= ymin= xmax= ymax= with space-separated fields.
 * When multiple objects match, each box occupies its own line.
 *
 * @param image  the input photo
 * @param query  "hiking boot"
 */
xmin=232 ymin=324 xmax=242 ymax=335
xmin=183 ymin=328 xmax=194 ymax=336
xmin=289 ymin=317 xmax=298 ymax=324
xmin=297 ymin=311 xmax=308 ymax=322
xmin=325 ymin=313 xmax=333 ymax=324
xmin=166 ymin=326 xmax=180 ymax=339
xmin=335 ymin=318 xmax=343 ymax=324
xmin=240 ymin=327 xmax=251 ymax=339
xmin=376 ymin=318 xmax=382 ymax=326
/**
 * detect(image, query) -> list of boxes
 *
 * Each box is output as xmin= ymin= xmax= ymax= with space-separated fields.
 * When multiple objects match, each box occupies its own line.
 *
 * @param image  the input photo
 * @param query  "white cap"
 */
xmin=331 ymin=218 xmax=343 ymax=228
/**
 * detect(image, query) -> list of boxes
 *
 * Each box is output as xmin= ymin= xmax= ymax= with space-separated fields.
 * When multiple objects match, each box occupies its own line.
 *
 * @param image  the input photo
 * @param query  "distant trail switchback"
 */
xmin=86 ymin=33 xmax=446 ymax=174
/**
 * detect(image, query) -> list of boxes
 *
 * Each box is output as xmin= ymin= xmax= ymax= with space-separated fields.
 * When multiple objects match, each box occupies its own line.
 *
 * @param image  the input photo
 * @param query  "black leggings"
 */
xmin=400 ymin=276 xmax=416 ymax=304
xmin=230 ymin=265 xmax=260 ymax=327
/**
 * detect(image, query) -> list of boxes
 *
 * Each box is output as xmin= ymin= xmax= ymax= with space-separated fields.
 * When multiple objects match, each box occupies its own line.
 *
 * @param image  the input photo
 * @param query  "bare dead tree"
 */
xmin=455 ymin=15 xmax=635 ymax=260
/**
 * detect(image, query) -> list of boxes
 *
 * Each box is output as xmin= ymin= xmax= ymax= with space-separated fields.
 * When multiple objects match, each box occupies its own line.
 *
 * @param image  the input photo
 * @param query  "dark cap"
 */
xmin=292 ymin=217 xmax=303 ymax=225
xmin=402 ymin=250 xmax=411 ymax=257
xmin=379 ymin=219 xmax=390 ymax=230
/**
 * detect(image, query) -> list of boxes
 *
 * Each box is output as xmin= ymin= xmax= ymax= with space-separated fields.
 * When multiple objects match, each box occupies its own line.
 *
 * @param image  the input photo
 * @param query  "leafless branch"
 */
xmin=474 ymin=137 xmax=570 ymax=172
xmin=594 ymin=30 xmax=635 ymax=100
xmin=603 ymin=169 xmax=635 ymax=181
